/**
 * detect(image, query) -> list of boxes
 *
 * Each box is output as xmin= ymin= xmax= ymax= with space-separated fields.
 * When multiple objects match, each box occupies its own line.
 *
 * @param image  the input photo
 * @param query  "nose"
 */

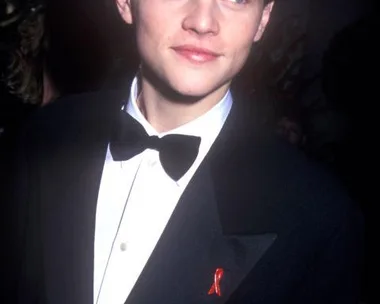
xmin=182 ymin=0 xmax=220 ymax=37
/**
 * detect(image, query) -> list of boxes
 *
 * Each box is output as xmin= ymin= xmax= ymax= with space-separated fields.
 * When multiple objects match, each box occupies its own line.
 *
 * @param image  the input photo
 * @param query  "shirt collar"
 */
xmin=125 ymin=76 xmax=232 ymax=137
xmin=123 ymin=75 xmax=233 ymax=186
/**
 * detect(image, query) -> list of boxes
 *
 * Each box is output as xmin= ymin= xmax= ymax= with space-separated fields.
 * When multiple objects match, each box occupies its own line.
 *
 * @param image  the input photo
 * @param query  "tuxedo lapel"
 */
xmin=124 ymin=101 xmax=277 ymax=304
xmin=41 ymin=139 xmax=107 ymax=304
xmin=36 ymin=91 xmax=124 ymax=304
xmin=124 ymin=161 xmax=276 ymax=304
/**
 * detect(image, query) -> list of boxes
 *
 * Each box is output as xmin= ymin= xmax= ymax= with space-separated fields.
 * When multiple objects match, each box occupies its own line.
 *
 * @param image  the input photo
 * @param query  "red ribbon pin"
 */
xmin=208 ymin=268 xmax=224 ymax=297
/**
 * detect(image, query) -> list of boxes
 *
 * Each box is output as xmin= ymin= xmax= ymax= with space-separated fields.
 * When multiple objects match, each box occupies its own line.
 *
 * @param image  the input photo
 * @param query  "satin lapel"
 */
xmin=124 ymin=160 xmax=276 ymax=304
xmin=39 ymin=91 xmax=124 ymax=304
xmin=40 ymin=141 xmax=107 ymax=304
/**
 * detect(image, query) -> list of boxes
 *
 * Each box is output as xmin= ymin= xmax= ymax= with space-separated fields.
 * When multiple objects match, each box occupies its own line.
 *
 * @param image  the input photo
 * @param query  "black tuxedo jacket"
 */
xmin=5 ymin=90 xmax=364 ymax=304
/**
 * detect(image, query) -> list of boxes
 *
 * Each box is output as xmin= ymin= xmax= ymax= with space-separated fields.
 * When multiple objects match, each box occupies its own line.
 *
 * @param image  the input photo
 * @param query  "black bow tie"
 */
xmin=109 ymin=110 xmax=201 ymax=181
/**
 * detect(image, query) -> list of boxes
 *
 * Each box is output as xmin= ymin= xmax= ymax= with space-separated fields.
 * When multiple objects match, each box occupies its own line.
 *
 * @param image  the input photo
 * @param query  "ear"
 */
xmin=116 ymin=0 xmax=133 ymax=24
xmin=253 ymin=1 xmax=274 ymax=42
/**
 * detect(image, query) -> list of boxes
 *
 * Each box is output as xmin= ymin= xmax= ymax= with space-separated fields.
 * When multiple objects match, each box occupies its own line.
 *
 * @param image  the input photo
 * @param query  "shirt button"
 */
xmin=120 ymin=242 xmax=128 ymax=252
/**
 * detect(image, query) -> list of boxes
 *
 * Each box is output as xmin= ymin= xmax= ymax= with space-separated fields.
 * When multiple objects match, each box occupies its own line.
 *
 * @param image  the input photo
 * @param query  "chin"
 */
xmin=166 ymin=73 xmax=227 ymax=99
xmin=143 ymin=60 xmax=230 ymax=101
xmin=172 ymin=84 xmax=215 ymax=98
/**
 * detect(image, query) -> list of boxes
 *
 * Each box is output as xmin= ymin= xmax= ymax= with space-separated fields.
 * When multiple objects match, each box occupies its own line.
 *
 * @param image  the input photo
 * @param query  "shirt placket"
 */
xmin=96 ymin=150 xmax=159 ymax=304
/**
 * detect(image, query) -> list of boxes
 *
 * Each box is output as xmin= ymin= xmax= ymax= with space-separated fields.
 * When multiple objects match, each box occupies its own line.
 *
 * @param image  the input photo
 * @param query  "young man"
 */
xmin=8 ymin=1 xmax=363 ymax=303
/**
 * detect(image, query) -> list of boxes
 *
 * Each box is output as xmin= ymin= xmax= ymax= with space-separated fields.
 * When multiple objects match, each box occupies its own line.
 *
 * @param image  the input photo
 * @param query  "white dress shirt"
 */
xmin=93 ymin=76 xmax=233 ymax=304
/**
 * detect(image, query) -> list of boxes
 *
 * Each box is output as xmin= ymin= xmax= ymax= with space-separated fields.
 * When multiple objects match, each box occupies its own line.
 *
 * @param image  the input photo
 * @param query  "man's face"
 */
xmin=118 ymin=0 xmax=273 ymax=98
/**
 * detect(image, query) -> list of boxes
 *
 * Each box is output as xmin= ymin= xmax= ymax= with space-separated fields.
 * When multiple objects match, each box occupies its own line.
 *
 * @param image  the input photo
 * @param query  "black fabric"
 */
xmin=110 ymin=110 xmax=201 ymax=181
xmin=4 ymin=89 xmax=364 ymax=304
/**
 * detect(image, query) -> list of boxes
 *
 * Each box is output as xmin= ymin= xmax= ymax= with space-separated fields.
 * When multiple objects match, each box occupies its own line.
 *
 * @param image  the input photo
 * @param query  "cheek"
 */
xmin=136 ymin=14 xmax=171 ymax=52
xmin=229 ymin=37 xmax=254 ymax=65
xmin=228 ymin=20 xmax=259 ymax=60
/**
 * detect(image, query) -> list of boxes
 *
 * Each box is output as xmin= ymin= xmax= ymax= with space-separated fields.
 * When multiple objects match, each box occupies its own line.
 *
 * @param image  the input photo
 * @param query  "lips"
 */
xmin=171 ymin=45 xmax=221 ymax=63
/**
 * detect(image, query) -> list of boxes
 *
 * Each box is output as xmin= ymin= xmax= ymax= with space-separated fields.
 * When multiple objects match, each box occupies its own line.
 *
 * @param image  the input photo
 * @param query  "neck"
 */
xmin=137 ymin=74 xmax=230 ymax=133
